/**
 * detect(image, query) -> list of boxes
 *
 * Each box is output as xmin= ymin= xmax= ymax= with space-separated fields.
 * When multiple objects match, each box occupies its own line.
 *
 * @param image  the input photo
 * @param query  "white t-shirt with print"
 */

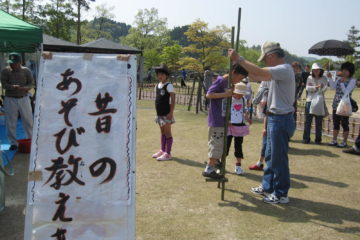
xmin=230 ymin=97 xmax=246 ymax=124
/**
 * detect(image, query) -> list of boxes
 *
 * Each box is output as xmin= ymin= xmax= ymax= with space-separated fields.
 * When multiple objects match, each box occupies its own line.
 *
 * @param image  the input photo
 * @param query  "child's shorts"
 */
xmin=155 ymin=115 xmax=175 ymax=127
xmin=208 ymin=127 xmax=224 ymax=159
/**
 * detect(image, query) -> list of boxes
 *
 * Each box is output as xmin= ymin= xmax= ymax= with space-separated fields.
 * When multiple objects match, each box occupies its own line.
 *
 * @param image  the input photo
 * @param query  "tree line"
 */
xmin=1 ymin=1 xmax=359 ymax=77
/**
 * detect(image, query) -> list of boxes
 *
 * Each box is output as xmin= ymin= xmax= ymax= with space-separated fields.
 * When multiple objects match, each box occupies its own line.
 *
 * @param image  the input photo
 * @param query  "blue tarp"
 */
xmin=0 ymin=115 xmax=26 ymax=166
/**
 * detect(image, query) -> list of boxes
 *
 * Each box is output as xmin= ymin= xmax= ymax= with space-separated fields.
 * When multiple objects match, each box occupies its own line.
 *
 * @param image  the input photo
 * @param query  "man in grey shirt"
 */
xmin=1 ymin=52 xmax=34 ymax=150
xmin=229 ymin=41 xmax=295 ymax=204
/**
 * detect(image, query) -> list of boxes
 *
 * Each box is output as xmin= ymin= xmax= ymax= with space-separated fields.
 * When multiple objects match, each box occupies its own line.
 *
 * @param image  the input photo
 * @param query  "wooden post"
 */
xmin=220 ymin=26 xmax=235 ymax=200
xmin=196 ymin=75 xmax=202 ymax=113
xmin=188 ymin=77 xmax=197 ymax=111
xmin=196 ymin=75 xmax=202 ymax=114
xmin=138 ymin=87 xmax=142 ymax=100
xmin=235 ymin=8 xmax=242 ymax=52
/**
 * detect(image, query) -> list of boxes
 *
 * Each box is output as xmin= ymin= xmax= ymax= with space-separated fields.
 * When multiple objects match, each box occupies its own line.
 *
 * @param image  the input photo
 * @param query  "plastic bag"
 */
xmin=310 ymin=92 xmax=325 ymax=116
xmin=336 ymin=93 xmax=352 ymax=116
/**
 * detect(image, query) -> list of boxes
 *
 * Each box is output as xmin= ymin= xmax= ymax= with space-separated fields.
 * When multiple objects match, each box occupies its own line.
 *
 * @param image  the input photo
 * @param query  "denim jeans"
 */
xmin=303 ymin=102 xmax=323 ymax=143
xmin=260 ymin=135 xmax=267 ymax=157
xmin=262 ymin=113 xmax=295 ymax=198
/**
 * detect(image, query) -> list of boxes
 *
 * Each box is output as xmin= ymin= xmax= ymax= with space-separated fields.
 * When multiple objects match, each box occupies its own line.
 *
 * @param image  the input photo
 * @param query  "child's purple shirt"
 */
xmin=207 ymin=76 xmax=228 ymax=127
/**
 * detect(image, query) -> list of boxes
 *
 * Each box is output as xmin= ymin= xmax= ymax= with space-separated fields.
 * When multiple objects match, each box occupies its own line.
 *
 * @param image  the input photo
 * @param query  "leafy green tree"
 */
xmin=121 ymin=8 xmax=170 ymax=51
xmin=344 ymin=26 xmax=360 ymax=79
xmin=80 ymin=20 xmax=112 ymax=43
xmin=13 ymin=0 xmax=36 ymax=20
xmin=345 ymin=26 xmax=360 ymax=66
xmin=0 ymin=0 xmax=11 ymax=12
xmin=178 ymin=57 xmax=202 ymax=72
xmin=0 ymin=0 xmax=39 ymax=22
xmin=37 ymin=0 xmax=75 ymax=41
xmin=160 ymin=44 xmax=183 ymax=72
xmin=170 ymin=25 xmax=191 ymax=47
xmin=90 ymin=18 xmax=130 ymax=42
xmin=242 ymin=47 xmax=261 ymax=66
xmin=182 ymin=20 xmax=230 ymax=71
xmin=143 ymin=49 xmax=162 ymax=70
xmin=92 ymin=4 xmax=114 ymax=38
xmin=72 ymin=0 xmax=95 ymax=44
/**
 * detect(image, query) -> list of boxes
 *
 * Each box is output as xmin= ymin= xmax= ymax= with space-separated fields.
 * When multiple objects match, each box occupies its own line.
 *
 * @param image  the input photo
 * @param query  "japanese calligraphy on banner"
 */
xmin=24 ymin=52 xmax=136 ymax=240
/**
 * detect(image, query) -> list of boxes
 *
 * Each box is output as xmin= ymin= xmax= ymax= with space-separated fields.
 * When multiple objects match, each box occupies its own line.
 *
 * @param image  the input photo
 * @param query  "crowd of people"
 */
xmin=0 ymin=46 xmax=358 ymax=207
xmin=150 ymin=41 xmax=359 ymax=205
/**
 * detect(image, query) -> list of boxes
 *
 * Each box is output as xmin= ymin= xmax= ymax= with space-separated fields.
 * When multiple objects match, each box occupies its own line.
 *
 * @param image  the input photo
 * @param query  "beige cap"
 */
xmin=233 ymin=82 xmax=249 ymax=95
xmin=257 ymin=41 xmax=282 ymax=62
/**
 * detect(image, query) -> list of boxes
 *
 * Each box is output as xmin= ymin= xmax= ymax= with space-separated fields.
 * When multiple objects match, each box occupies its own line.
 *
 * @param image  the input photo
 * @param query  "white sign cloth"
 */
xmin=24 ymin=52 xmax=136 ymax=240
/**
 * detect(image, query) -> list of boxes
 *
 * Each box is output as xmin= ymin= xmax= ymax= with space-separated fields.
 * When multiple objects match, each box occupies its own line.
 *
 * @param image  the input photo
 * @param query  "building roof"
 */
xmin=81 ymin=38 xmax=142 ymax=54
xmin=43 ymin=36 xmax=142 ymax=54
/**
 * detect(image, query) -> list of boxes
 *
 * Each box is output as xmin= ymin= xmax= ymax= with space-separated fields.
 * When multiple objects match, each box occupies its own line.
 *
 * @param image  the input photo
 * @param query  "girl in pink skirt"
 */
xmin=226 ymin=82 xmax=252 ymax=175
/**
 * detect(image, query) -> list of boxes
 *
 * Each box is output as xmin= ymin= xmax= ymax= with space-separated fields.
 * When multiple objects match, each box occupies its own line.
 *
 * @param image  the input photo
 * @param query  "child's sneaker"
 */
xmin=202 ymin=170 xmax=224 ymax=179
xmin=214 ymin=160 xmax=222 ymax=169
xmin=263 ymin=193 xmax=289 ymax=204
xmin=328 ymin=140 xmax=338 ymax=146
xmin=337 ymin=142 xmax=347 ymax=148
xmin=249 ymin=163 xmax=264 ymax=171
xmin=157 ymin=153 xmax=172 ymax=161
xmin=152 ymin=150 xmax=164 ymax=158
xmin=235 ymin=165 xmax=244 ymax=175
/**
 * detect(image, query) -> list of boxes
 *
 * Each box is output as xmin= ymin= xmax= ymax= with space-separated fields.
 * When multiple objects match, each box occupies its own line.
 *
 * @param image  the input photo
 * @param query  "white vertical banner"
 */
xmin=24 ymin=52 xmax=136 ymax=240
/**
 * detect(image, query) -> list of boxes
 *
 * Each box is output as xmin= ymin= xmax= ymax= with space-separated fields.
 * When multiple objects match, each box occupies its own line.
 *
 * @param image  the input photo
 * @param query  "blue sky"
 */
xmin=86 ymin=0 xmax=360 ymax=58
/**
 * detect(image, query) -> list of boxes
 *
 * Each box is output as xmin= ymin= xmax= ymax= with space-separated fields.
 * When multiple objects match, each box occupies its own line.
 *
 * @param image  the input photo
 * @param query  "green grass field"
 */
xmin=1 ymin=100 xmax=359 ymax=240
xmin=136 ymin=100 xmax=360 ymax=240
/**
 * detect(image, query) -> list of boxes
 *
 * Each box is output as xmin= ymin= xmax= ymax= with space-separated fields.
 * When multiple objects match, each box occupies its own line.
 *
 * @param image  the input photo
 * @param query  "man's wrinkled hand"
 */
xmin=228 ymin=48 xmax=239 ymax=62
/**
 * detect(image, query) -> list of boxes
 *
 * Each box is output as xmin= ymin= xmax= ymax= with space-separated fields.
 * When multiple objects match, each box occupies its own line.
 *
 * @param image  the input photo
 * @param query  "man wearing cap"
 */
xmin=229 ymin=41 xmax=295 ymax=204
xmin=1 ymin=52 xmax=34 ymax=150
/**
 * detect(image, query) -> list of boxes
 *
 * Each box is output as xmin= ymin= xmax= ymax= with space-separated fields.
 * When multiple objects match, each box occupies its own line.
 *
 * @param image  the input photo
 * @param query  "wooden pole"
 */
xmin=198 ymin=76 xmax=202 ymax=112
xmin=187 ymin=76 xmax=197 ymax=111
xmin=196 ymin=76 xmax=201 ymax=114
xmin=220 ymin=9 xmax=242 ymax=200
xmin=235 ymin=8 xmax=241 ymax=52
xmin=219 ymin=26 xmax=235 ymax=200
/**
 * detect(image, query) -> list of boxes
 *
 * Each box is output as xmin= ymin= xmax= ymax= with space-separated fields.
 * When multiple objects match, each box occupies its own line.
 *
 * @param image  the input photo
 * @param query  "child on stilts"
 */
xmin=202 ymin=63 xmax=248 ymax=179
xmin=151 ymin=64 xmax=176 ymax=161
